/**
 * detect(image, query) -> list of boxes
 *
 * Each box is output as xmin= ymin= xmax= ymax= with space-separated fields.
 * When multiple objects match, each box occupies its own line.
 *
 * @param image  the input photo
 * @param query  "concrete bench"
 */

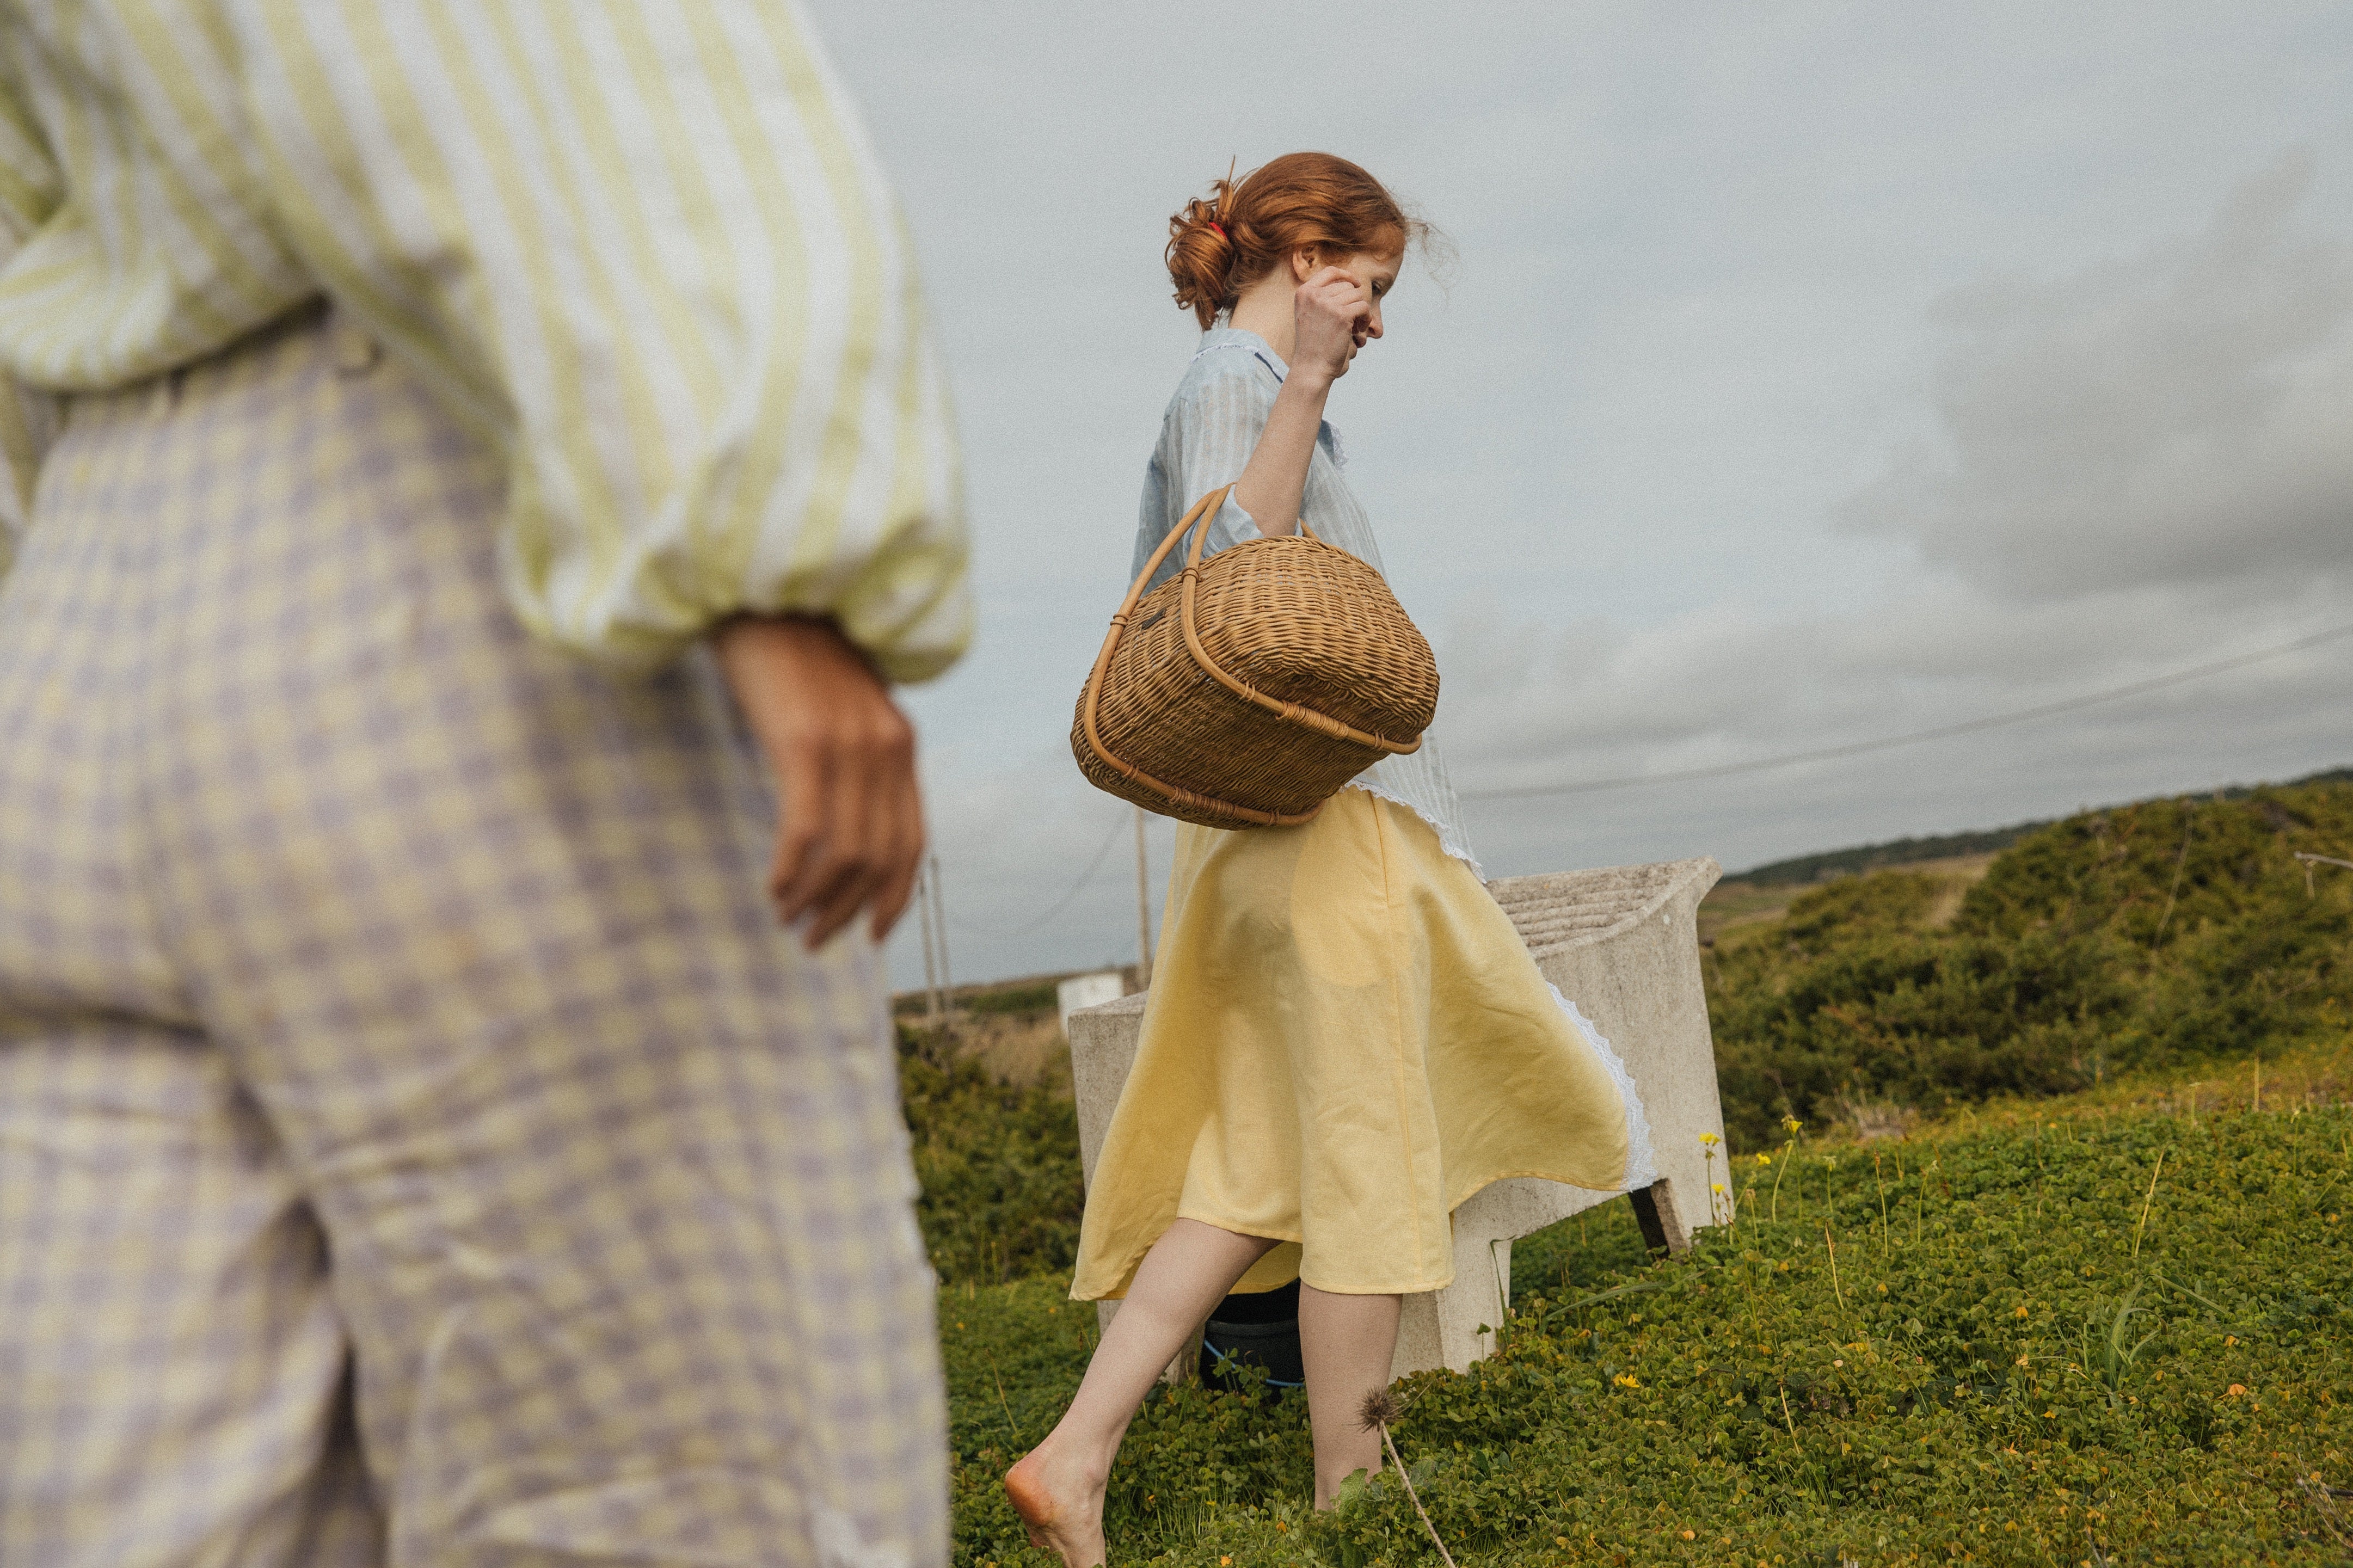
xmin=1064 ymin=856 xmax=1726 ymax=1381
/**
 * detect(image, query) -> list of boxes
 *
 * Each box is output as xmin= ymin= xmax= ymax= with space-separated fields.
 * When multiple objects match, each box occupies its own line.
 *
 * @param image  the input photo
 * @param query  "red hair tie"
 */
xmin=1207 ymin=221 xmax=1227 ymax=240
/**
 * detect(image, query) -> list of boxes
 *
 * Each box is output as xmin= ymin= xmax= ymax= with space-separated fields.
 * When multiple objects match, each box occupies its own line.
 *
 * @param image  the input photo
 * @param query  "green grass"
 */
xmin=902 ymin=1024 xmax=1085 ymax=1284
xmin=941 ymin=1068 xmax=2353 ymax=1565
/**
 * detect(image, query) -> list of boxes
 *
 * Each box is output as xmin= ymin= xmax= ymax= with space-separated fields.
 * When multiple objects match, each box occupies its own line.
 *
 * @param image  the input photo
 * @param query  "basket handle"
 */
xmin=1176 ymin=496 xmax=1423 ymax=757
xmin=1076 ymin=485 xmax=1423 ymax=828
xmin=1078 ymin=489 xmax=1322 ymax=826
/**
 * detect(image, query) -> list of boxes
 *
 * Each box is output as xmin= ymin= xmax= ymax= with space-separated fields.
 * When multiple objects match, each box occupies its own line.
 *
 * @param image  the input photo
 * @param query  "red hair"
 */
xmin=1166 ymin=152 xmax=1428 ymax=329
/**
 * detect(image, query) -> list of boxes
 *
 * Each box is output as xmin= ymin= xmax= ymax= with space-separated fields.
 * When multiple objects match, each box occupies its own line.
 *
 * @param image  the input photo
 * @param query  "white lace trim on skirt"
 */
xmin=1346 ymin=778 xmax=1484 ymax=877
xmin=1547 ymin=983 xmax=1658 ymax=1192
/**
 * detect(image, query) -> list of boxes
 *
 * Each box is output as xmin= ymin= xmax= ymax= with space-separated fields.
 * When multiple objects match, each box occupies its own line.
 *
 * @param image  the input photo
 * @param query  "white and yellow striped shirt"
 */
xmin=0 ymin=1 xmax=968 ymax=679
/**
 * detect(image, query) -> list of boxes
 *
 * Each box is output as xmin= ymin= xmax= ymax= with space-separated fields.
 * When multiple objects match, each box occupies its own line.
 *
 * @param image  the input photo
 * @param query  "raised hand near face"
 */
xmin=1289 ymin=263 xmax=1379 ymax=384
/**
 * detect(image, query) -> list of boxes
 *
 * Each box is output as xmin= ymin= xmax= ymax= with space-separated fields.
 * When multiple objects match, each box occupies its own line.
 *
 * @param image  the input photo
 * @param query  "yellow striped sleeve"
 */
xmin=226 ymin=0 xmax=971 ymax=678
xmin=0 ymin=71 xmax=59 ymax=580
xmin=0 ymin=5 xmax=312 ymax=389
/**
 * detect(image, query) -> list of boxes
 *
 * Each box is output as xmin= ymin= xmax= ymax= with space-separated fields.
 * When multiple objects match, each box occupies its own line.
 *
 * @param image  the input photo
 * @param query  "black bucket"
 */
xmin=1199 ymin=1278 xmax=1304 ymax=1393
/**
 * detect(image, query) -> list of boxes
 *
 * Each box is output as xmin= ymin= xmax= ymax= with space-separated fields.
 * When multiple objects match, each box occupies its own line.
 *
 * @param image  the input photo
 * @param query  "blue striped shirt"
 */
xmin=1135 ymin=324 xmax=1477 ymax=869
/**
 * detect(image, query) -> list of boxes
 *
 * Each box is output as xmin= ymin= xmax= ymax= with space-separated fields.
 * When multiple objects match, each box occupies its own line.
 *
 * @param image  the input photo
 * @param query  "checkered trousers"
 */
xmin=0 ymin=306 xmax=946 ymax=1567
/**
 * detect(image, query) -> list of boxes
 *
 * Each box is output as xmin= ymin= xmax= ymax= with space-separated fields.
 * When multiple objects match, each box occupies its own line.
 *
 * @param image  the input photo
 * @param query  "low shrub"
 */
xmin=969 ymin=981 xmax=1064 ymax=1017
xmin=900 ymin=1023 xmax=1084 ymax=1283
xmin=1709 ymin=783 xmax=2353 ymax=1146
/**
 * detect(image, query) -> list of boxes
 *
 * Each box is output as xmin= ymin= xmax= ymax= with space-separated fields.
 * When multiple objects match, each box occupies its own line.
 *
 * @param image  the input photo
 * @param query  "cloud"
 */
xmin=1841 ymin=151 xmax=2353 ymax=601
xmin=1430 ymin=155 xmax=2353 ymax=846
xmin=900 ymin=150 xmax=2353 ymax=987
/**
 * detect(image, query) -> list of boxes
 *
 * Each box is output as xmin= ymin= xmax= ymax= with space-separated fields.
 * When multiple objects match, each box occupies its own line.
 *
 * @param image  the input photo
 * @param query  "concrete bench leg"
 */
xmin=1495 ymin=857 xmax=1727 ymax=1266
xmin=1629 ymin=1180 xmax=1687 ymax=1256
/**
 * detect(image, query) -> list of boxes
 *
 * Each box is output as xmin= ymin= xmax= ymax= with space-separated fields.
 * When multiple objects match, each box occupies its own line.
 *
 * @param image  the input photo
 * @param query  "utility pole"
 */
xmin=928 ymin=851 xmax=954 ymax=1020
xmin=917 ymin=862 xmax=942 ymax=1026
xmin=1133 ymin=804 xmax=1153 ymax=990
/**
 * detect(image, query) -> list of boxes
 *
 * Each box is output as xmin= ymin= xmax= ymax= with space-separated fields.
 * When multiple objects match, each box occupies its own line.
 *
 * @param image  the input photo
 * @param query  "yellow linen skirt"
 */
xmin=1071 ymin=788 xmax=1648 ymax=1299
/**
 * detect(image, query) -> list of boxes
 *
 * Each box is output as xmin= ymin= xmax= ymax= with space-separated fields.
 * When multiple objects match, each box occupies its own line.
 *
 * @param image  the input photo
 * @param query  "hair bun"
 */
xmin=1166 ymin=192 xmax=1240 ymax=327
xmin=1164 ymin=153 xmax=1429 ymax=328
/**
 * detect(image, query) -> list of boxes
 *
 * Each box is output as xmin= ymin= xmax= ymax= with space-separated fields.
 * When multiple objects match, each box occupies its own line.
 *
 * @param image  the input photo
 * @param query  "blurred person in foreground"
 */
xmin=0 ymin=5 xmax=966 ymax=1565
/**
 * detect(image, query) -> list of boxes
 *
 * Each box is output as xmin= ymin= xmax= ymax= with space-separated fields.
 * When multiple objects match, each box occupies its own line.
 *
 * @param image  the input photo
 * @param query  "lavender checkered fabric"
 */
xmin=0 ymin=307 xmax=945 ymax=1567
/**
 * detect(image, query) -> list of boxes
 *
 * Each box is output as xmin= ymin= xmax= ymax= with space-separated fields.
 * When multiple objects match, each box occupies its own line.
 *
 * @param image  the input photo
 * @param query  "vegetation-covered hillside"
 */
xmin=906 ymin=779 xmax=2353 ymax=1276
xmin=901 ymin=1024 xmax=1084 ymax=1284
xmin=1707 ymin=780 xmax=2353 ymax=1148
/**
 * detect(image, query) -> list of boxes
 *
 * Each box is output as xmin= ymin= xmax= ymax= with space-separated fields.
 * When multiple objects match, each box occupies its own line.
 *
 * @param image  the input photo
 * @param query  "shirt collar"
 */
xmin=1194 ymin=322 xmax=1289 ymax=383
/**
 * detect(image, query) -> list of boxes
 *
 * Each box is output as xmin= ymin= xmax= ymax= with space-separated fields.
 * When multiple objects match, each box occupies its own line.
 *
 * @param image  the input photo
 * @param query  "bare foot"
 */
xmin=1004 ymin=1440 xmax=1107 ymax=1568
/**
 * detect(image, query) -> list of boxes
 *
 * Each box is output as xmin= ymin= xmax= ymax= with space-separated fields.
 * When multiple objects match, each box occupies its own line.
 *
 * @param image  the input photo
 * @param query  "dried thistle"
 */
xmin=1355 ymin=1384 xmax=1454 ymax=1568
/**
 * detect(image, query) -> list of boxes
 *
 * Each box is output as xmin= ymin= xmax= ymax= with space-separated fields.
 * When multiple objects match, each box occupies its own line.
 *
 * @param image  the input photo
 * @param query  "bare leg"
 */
xmin=1299 ymin=1285 xmax=1403 ymax=1508
xmin=1005 ymin=1220 xmax=1277 ymax=1567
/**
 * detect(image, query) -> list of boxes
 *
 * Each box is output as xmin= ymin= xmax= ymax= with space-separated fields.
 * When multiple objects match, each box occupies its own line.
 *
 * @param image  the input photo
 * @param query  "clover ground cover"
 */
xmin=941 ymin=1057 xmax=2351 ymax=1566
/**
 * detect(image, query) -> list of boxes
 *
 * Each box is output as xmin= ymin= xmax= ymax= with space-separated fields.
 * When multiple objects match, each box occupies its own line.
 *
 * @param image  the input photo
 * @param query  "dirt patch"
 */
xmin=1701 ymin=851 xmax=1996 ymax=949
xmin=1910 ymin=852 xmax=1994 ymax=926
xmin=950 ymin=1010 xmax=1073 ymax=1091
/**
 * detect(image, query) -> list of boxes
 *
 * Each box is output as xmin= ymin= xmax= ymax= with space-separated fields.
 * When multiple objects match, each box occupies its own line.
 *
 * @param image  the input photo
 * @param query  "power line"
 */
xmin=930 ymin=617 xmax=2353 ymax=944
xmin=1459 ymin=618 xmax=2353 ymax=802
xmin=951 ymin=808 xmax=1131 ymax=938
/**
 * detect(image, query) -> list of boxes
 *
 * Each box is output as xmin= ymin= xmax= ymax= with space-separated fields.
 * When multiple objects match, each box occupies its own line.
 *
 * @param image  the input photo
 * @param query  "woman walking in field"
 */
xmin=1005 ymin=152 xmax=1657 ymax=1566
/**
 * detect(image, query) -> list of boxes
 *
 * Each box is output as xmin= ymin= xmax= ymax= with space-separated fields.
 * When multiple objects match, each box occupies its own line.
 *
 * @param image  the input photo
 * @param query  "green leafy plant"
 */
xmin=941 ymin=1075 xmax=2352 ymax=1566
xmin=899 ymin=1023 xmax=1083 ymax=1283
xmin=2074 ymin=1281 xmax=2162 ymax=1407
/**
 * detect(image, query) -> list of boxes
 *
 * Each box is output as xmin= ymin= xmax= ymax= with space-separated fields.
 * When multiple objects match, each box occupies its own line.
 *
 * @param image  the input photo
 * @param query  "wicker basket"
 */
xmin=1072 ymin=485 xmax=1439 ymax=829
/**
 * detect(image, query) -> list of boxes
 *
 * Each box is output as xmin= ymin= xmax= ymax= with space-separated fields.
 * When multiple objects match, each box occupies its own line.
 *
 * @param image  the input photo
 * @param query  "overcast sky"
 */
xmin=796 ymin=1 xmax=2353 ymax=992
